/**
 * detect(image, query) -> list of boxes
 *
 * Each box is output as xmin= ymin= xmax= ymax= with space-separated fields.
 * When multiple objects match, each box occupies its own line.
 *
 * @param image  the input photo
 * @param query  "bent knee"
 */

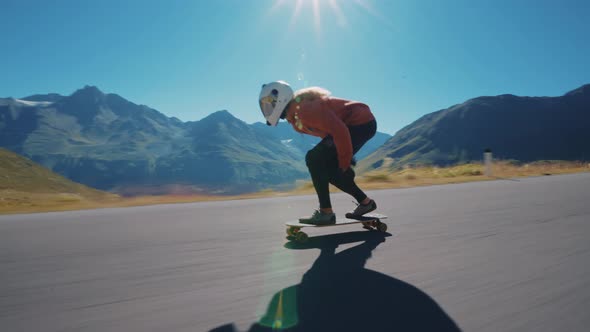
xmin=306 ymin=147 xmax=338 ymax=170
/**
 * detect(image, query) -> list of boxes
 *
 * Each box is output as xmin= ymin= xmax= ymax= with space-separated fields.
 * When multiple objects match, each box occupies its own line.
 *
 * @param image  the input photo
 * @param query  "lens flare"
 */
xmin=328 ymin=0 xmax=346 ymax=27
xmin=271 ymin=0 xmax=384 ymax=36
xmin=258 ymin=287 xmax=299 ymax=329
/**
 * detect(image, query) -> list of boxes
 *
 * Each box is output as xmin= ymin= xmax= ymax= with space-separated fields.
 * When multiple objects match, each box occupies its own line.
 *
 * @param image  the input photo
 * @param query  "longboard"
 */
xmin=286 ymin=213 xmax=388 ymax=243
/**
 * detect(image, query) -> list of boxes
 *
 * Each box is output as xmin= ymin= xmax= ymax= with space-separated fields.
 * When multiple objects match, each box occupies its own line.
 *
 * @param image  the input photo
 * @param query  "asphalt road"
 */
xmin=1 ymin=173 xmax=589 ymax=331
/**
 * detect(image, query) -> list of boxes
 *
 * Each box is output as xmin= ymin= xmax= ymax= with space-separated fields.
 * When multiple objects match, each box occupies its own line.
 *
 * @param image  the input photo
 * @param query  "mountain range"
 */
xmin=0 ymin=86 xmax=390 ymax=194
xmin=2 ymin=84 xmax=588 ymax=194
xmin=359 ymin=84 xmax=590 ymax=172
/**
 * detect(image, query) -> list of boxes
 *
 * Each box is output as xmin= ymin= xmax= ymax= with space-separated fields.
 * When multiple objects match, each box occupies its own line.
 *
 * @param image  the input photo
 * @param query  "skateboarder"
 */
xmin=259 ymin=81 xmax=377 ymax=225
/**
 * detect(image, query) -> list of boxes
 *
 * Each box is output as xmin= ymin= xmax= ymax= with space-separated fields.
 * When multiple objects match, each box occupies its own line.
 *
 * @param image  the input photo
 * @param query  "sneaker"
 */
xmin=299 ymin=210 xmax=336 ymax=225
xmin=345 ymin=199 xmax=377 ymax=219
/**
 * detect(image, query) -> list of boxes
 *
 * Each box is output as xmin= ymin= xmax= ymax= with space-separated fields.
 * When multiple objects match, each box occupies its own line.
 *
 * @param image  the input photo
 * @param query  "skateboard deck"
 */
xmin=286 ymin=213 xmax=387 ymax=228
xmin=286 ymin=213 xmax=388 ymax=242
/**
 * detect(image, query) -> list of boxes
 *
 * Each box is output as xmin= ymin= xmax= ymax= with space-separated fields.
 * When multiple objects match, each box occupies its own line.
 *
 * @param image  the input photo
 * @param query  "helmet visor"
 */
xmin=259 ymin=95 xmax=277 ymax=118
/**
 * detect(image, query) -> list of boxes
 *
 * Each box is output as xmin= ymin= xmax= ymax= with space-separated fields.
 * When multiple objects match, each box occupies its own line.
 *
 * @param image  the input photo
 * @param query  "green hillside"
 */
xmin=0 ymin=148 xmax=117 ymax=213
xmin=1 ymin=148 xmax=105 ymax=194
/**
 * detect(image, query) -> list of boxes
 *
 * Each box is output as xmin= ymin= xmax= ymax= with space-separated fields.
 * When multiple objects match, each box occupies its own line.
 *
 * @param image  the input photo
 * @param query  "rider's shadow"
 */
xmin=213 ymin=231 xmax=462 ymax=332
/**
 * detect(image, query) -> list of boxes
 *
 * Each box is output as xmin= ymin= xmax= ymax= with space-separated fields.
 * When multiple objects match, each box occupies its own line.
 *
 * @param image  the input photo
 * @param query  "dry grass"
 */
xmin=0 ymin=189 xmax=294 ymax=215
xmin=0 ymin=191 xmax=118 ymax=214
xmin=1 ymin=161 xmax=588 ymax=215
xmin=290 ymin=161 xmax=590 ymax=194
xmin=354 ymin=161 xmax=590 ymax=191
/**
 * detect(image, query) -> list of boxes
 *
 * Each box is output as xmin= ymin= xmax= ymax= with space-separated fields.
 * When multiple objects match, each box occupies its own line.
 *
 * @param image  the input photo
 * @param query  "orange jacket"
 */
xmin=285 ymin=97 xmax=375 ymax=170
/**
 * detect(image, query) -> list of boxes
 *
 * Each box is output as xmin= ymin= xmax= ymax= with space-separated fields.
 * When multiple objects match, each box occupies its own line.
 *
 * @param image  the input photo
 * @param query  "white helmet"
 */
xmin=259 ymin=81 xmax=293 ymax=126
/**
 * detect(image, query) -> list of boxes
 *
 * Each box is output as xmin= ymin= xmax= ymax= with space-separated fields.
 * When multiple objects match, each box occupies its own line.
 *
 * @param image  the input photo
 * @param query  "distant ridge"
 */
xmin=359 ymin=84 xmax=590 ymax=172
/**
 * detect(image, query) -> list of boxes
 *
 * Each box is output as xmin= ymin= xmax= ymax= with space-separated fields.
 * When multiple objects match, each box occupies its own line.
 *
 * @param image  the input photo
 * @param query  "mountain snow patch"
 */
xmin=15 ymin=99 xmax=53 ymax=107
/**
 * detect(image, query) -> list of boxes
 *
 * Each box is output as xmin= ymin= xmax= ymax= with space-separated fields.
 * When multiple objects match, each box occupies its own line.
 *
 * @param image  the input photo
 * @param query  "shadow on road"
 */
xmin=211 ymin=231 xmax=462 ymax=332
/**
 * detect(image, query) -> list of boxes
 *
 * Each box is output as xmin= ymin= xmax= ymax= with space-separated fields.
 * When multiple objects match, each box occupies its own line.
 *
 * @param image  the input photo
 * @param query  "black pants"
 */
xmin=305 ymin=120 xmax=377 ymax=209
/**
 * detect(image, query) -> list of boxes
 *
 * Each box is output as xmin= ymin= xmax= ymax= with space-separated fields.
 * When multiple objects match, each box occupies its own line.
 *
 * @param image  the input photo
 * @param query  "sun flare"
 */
xmin=271 ymin=0 xmax=381 ymax=35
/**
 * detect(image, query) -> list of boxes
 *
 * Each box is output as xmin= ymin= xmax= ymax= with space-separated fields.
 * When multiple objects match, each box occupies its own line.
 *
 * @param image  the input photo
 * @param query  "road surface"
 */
xmin=1 ymin=173 xmax=589 ymax=331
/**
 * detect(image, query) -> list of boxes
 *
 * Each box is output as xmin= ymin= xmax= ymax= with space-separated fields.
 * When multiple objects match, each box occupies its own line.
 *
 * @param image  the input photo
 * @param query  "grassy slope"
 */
xmin=0 ymin=148 xmax=119 ymax=213
xmin=355 ymin=160 xmax=590 ymax=190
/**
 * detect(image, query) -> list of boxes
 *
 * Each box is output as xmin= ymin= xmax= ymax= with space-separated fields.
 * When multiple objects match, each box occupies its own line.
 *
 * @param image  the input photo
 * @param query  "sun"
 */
xmin=270 ymin=0 xmax=381 ymax=35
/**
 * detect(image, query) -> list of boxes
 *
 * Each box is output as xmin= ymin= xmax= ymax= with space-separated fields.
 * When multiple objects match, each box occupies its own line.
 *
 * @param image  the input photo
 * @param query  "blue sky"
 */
xmin=1 ymin=0 xmax=588 ymax=135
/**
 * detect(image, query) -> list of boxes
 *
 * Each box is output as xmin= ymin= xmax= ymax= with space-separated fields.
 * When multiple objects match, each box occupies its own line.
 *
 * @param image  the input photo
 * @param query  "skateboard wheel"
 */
xmin=286 ymin=227 xmax=295 ymax=236
xmin=377 ymin=222 xmax=388 ymax=232
xmin=296 ymin=232 xmax=308 ymax=243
